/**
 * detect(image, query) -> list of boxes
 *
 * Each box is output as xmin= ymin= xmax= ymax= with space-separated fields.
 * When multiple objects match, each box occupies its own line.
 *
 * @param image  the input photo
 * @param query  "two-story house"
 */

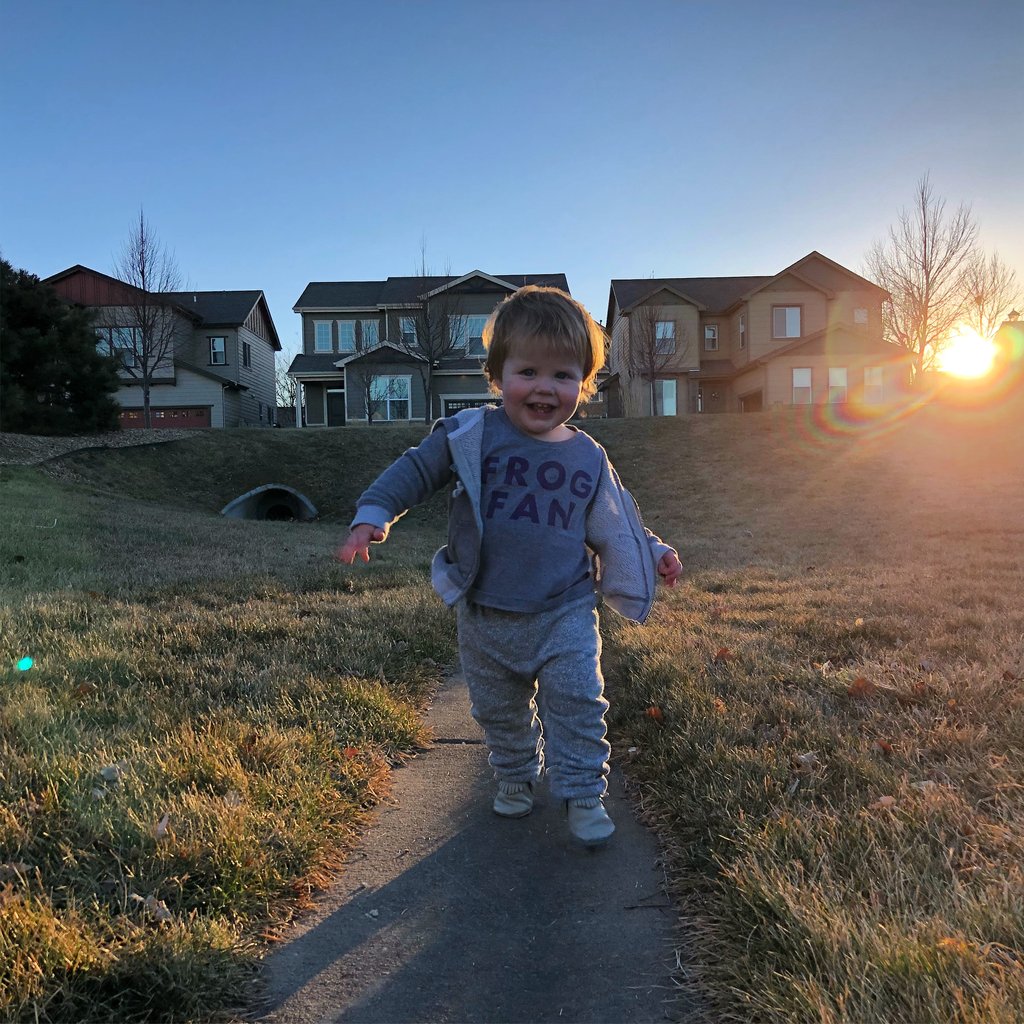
xmin=45 ymin=265 xmax=281 ymax=428
xmin=604 ymin=251 xmax=910 ymax=415
xmin=288 ymin=271 xmax=572 ymax=426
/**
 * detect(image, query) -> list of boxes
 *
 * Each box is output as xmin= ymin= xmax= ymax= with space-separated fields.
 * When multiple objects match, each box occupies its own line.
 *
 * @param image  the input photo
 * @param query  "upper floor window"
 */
xmin=854 ymin=307 xmax=869 ymax=325
xmin=242 ymin=341 xmax=252 ymax=368
xmin=450 ymin=315 xmax=489 ymax=355
xmin=773 ymin=306 xmax=801 ymax=339
xmin=739 ymin=313 xmax=746 ymax=349
xmin=792 ymin=367 xmax=812 ymax=405
xmin=314 ymin=321 xmax=332 ymax=353
xmin=209 ymin=336 xmax=227 ymax=365
xmin=864 ymin=366 xmax=884 ymax=404
xmin=360 ymin=319 xmax=379 ymax=348
xmin=399 ymin=316 xmax=417 ymax=346
xmin=97 ymin=326 xmax=139 ymax=369
xmin=655 ymin=321 xmax=676 ymax=355
xmin=338 ymin=321 xmax=356 ymax=353
xmin=828 ymin=367 xmax=848 ymax=403
xmin=704 ymin=325 xmax=719 ymax=351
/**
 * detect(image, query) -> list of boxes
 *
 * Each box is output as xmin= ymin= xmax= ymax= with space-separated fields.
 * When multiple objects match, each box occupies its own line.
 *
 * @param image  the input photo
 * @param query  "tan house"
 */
xmin=604 ymin=251 xmax=910 ymax=415
xmin=45 ymin=265 xmax=281 ymax=428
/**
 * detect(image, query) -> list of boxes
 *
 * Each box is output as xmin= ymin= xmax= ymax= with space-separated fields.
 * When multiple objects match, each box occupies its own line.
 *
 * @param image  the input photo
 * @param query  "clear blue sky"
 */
xmin=3 ymin=0 xmax=1021 ymax=356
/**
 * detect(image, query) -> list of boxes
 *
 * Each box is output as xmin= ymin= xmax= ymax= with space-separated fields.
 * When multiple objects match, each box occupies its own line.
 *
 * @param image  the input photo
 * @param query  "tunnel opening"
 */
xmin=220 ymin=485 xmax=318 ymax=522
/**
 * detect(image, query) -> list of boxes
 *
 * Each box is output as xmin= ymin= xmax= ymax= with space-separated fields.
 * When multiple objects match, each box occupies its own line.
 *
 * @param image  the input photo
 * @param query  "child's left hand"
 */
xmin=657 ymin=551 xmax=683 ymax=588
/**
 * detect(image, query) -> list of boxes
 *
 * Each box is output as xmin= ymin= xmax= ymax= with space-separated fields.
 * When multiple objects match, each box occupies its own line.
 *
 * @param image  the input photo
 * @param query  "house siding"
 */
xmin=237 ymin=324 xmax=276 ymax=425
xmin=116 ymin=367 xmax=226 ymax=427
xmin=747 ymin=285 xmax=828 ymax=361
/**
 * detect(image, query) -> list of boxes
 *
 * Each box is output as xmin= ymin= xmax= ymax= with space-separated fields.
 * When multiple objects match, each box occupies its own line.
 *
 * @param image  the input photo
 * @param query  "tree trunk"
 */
xmin=143 ymin=378 xmax=152 ymax=428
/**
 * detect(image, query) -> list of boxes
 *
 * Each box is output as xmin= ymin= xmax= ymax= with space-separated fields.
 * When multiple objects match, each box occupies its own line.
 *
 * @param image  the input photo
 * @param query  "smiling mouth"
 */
xmin=528 ymin=403 xmax=556 ymax=414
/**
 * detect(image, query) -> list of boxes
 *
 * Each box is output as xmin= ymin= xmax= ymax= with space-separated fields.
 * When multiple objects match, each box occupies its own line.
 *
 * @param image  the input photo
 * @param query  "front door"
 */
xmin=326 ymin=389 xmax=346 ymax=426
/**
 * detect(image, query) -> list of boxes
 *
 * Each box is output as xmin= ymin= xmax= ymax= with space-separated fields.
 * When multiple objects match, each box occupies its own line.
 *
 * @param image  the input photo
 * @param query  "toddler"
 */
xmin=338 ymin=286 xmax=681 ymax=847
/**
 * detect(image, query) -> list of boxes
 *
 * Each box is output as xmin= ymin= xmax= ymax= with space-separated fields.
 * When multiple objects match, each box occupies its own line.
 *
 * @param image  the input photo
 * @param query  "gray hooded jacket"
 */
xmin=353 ymin=406 xmax=676 ymax=624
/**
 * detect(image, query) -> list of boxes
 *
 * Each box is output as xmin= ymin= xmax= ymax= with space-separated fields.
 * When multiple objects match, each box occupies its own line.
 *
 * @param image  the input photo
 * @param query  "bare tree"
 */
xmin=865 ymin=174 xmax=978 ymax=382
xmin=275 ymin=339 xmax=300 ymax=409
xmin=392 ymin=246 xmax=465 ymax=422
xmin=962 ymin=251 xmax=1020 ymax=340
xmin=621 ymin=298 xmax=685 ymax=415
xmin=105 ymin=210 xmax=184 ymax=426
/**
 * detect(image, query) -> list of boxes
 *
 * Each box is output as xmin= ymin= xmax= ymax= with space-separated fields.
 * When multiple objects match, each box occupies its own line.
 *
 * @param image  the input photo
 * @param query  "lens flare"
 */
xmin=17 ymin=657 xmax=33 ymax=671
xmin=938 ymin=328 xmax=998 ymax=379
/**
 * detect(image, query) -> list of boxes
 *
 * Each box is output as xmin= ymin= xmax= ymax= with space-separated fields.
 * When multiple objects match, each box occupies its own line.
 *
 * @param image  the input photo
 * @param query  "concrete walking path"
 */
xmin=253 ymin=672 xmax=694 ymax=1024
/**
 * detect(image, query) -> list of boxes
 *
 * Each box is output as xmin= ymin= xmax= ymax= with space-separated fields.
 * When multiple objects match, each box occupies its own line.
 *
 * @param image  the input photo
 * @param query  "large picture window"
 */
xmin=773 ymin=306 xmax=801 ymax=338
xmin=369 ymin=375 xmax=411 ymax=421
xmin=792 ymin=367 xmax=812 ymax=405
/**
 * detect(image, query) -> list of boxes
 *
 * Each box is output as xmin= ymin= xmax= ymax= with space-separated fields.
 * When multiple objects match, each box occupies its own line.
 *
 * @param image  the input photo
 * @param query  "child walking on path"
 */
xmin=338 ymin=286 xmax=682 ymax=847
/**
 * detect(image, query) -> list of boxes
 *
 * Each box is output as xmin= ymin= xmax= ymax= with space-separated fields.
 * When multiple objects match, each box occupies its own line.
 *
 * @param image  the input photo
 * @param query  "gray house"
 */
xmin=288 ymin=271 xmax=571 ymax=426
xmin=46 ymin=265 xmax=281 ymax=428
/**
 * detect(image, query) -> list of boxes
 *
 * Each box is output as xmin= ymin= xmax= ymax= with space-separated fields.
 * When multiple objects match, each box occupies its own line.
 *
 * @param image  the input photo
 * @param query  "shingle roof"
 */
xmin=611 ymin=277 xmax=770 ymax=318
xmin=164 ymin=290 xmax=263 ymax=325
xmin=295 ymin=273 xmax=571 ymax=310
xmin=287 ymin=354 xmax=345 ymax=376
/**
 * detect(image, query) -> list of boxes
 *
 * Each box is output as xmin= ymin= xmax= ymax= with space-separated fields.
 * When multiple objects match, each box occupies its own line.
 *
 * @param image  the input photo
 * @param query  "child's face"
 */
xmin=495 ymin=337 xmax=584 ymax=441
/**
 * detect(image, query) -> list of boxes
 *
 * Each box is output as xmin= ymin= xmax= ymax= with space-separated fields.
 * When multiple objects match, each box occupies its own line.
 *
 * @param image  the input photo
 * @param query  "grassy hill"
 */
xmin=2 ymin=398 xmax=1023 ymax=1023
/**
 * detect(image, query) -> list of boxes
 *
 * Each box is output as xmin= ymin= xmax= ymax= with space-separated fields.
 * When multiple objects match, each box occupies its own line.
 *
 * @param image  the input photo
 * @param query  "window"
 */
xmin=704 ymin=325 xmax=719 ymax=351
xmin=655 ymin=320 xmax=676 ymax=355
xmin=338 ymin=321 xmax=356 ymax=353
xmin=828 ymin=367 xmax=848 ymax=403
xmin=314 ymin=321 xmax=332 ymax=353
xmin=98 ymin=326 xmax=139 ymax=368
xmin=864 ymin=366 xmax=884 ymax=404
xmin=792 ymin=367 xmax=812 ymax=405
xmin=773 ymin=306 xmax=801 ymax=339
xmin=399 ymin=316 xmax=417 ymax=346
xmin=242 ymin=341 xmax=252 ymax=368
xmin=450 ymin=315 xmax=489 ymax=355
xmin=369 ymin=375 xmax=411 ymax=421
xmin=653 ymin=378 xmax=677 ymax=416
xmin=209 ymin=336 xmax=227 ymax=365
xmin=739 ymin=313 xmax=746 ymax=349
xmin=360 ymin=319 xmax=379 ymax=348
xmin=854 ymin=307 xmax=869 ymax=325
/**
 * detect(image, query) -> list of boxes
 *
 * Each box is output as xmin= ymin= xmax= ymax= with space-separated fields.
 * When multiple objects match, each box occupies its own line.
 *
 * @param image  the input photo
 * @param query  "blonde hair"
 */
xmin=482 ymin=285 xmax=606 ymax=402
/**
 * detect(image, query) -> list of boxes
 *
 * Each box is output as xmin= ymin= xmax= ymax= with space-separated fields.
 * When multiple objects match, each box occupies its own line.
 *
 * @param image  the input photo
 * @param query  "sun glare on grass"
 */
xmin=937 ymin=327 xmax=997 ymax=379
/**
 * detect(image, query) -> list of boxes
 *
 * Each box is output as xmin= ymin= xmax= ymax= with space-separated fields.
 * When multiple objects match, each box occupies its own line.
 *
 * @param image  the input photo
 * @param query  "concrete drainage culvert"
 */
xmin=220 ymin=484 xmax=318 ymax=522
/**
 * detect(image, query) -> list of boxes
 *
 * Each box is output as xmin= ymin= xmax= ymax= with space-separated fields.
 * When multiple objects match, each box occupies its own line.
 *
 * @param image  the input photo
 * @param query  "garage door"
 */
xmin=120 ymin=407 xmax=211 ymax=429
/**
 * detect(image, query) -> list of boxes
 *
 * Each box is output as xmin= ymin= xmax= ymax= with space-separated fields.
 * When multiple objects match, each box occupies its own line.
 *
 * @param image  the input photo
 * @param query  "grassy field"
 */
xmin=2 ymin=397 xmax=1023 ymax=1022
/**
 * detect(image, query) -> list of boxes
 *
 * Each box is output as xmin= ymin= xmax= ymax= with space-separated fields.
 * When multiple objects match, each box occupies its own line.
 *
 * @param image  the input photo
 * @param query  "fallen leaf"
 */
xmin=848 ymin=677 xmax=877 ymax=698
xmin=99 ymin=759 xmax=129 ymax=783
xmin=873 ymin=740 xmax=893 ymax=755
xmin=869 ymin=795 xmax=897 ymax=810
xmin=365 ymin=908 xmax=379 ymax=919
xmin=1002 ymin=670 xmax=1020 ymax=683
xmin=130 ymin=893 xmax=173 ymax=923
xmin=792 ymin=751 xmax=819 ymax=770
xmin=153 ymin=813 xmax=170 ymax=841
xmin=74 ymin=682 xmax=98 ymax=697
xmin=343 ymin=747 xmax=360 ymax=759
xmin=854 ymin=617 xmax=865 ymax=627
xmin=644 ymin=706 xmax=664 ymax=722
xmin=712 ymin=697 xmax=728 ymax=715
xmin=937 ymin=936 xmax=972 ymax=955
xmin=713 ymin=648 xmax=734 ymax=664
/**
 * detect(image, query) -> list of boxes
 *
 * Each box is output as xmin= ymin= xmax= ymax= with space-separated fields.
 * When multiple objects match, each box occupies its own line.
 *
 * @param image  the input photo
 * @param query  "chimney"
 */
xmin=1009 ymin=309 xmax=1020 ymax=322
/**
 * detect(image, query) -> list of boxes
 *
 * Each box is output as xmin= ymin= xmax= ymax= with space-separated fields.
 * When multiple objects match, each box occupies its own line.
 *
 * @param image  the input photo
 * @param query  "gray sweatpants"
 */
xmin=455 ymin=598 xmax=610 ymax=801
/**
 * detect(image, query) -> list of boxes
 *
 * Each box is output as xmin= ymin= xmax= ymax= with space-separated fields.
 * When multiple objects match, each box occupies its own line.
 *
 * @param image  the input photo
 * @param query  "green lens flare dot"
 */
xmin=17 ymin=657 xmax=34 ymax=671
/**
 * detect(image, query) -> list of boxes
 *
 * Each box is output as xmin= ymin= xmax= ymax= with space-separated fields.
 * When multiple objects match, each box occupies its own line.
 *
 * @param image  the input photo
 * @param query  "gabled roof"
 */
xmin=751 ymin=326 xmax=910 ymax=364
xmin=295 ymin=273 xmax=571 ymax=310
xmin=336 ymin=342 xmax=428 ymax=367
xmin=608 ymin=276 xmax=769 ymax=325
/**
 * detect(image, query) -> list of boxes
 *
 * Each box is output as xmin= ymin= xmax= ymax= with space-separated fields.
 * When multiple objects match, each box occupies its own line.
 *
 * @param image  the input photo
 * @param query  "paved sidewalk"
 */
xmin=253 ymin=672 xmax=694 ymax=1024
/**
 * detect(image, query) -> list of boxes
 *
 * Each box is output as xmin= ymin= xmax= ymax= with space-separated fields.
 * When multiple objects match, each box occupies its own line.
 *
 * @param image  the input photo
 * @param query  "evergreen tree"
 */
xmin=0 ymin=258 xmax=122 ymax=434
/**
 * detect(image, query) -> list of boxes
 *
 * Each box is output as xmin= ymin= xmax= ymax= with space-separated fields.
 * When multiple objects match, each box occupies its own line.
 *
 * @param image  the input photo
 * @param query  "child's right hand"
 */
xmin=336 ymin=523 xmax=387 ymax=564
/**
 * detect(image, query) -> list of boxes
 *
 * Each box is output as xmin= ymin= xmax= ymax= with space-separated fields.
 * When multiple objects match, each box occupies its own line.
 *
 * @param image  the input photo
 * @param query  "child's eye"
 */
xmin=520 ymin=368 xmax=535 ymax=377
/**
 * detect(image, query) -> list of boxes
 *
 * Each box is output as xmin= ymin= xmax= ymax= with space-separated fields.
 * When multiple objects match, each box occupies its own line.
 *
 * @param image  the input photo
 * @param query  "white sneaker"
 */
xmin=493 ymin=781 xmax=534 ymax=818
xmin=567 ymin=797 xmax=615 ymax=847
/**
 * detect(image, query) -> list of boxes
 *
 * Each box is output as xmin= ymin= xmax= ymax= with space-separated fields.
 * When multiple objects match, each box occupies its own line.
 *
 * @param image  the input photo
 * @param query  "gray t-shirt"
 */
xmin=467 ymin=408 xmax=604 ymax=612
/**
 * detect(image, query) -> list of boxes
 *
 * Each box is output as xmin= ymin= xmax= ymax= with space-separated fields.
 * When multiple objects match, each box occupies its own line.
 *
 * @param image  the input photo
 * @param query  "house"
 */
xmin=288 ymin=271 xmax=574 ymax=426
xmin=44 ymin=265 xmax=281 ymax=428
xmin=604 ymin=251 xmax=911 ymax=415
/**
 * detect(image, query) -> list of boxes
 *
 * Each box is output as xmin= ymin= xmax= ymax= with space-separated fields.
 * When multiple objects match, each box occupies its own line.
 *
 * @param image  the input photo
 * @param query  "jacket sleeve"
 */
xmin=350 ymin=426 xmax=455 ymax=531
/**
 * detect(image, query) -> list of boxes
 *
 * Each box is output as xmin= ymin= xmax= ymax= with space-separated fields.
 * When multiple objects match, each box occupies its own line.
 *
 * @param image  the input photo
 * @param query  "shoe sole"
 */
xmin=493 ymin=807 xmax=533 ymax=819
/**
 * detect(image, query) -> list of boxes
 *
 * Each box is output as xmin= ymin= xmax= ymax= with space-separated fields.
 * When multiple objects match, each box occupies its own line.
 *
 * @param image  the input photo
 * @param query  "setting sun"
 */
xmin=937 ymin=327 xmax=998 ymax=379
